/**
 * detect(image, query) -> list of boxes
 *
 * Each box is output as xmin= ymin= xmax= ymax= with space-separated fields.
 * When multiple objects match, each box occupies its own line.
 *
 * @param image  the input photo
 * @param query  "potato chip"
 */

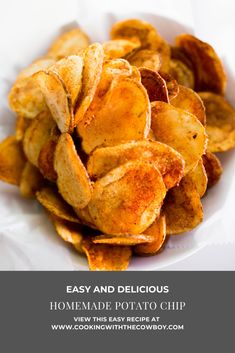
xmin=171 ymin=46 xmax=194 ymax=71
xmin=54 ymin=133 xmax=92 ymax=209
xmin=49 ymin=55 xmax=84 ymax=109
xmin=48 ymin=28 xmax=90 ymax=59
xmin=134 ymin=214 xmax=166 ymax=255
xmin=202 ymin=151 xmax=223 ymax=188
xmin=176 ymin=34 xmax=226 ymax=94
xmin=77 ymin=77 xmax=150 ymax=154
xmin=82 ymin=237 xmax=132 ymax=271
xmin=0 ymin=136 xmax=26 ymax=185
xmin=139 ymin=67 xmax=169 ymax=102
xmin=20 ymin=162 xmax=44 ymax=198
xmin=169 ymin=59 xmax=195 ymax=89
xmin=199 ymin=92 xmax=235 ymax=152
xmin=87 ymin=140 xmax=184 ymax=189
xmin=74 ymin=206 xmax=97 ymax=229
xmin=36 ymin=186 xmax=80 ymax=223
xmin=35 ymin=70 xmax=73 ymax=133
xmin=92 ymin=233 xmax=153 ymax=246
xmin=16 ymin=115 xmax=31 ymax=141
xmin=110 ymin=19 xmax=170 ymax=71
xmin=159 ymin=72 xmax=179 ymax=99
xmin=74 ymin=43 xmax=104 ymax=126
xmin=188 ymin=159 xmax=208 ymax=197
xmin=51 ymin=215 xmax=84 ymax=253
xmin=38 ymin=137 xmax=58 ymax=182
xmin=126 ymin=49 xmax=161 ymax=72
xmin=170 ymin=85 xmax=206 ymax=125
xmin=103 ymin=39 xmax=140 ymax=58
xmin=88 ymin=161 xmax=166 ymax=235
xmin=8 ymin=58 xmax=55 ymax=119
xmin=163 ymin=176 xmax=203 ymax=235
xmin=23 ymin=110 xmax=56 ymax=167
xmin=151 ymin=101 xmax=207 ymax=174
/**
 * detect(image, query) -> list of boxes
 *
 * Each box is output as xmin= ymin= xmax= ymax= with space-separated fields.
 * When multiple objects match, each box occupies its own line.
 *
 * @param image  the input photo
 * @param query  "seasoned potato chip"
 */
xmin=35 ymin=70 xmax=73 ymax=133
xmin=170 ymin=85 xmax=206 ymax=125
xmin=82 ymin=237 xmax=132 ymax=271
xmin=87 ymin=140 xmax=184 ymax=189
xmin=103 ymin=39 xmax=140 ymax=58
xmin=159 ymin=72 xmax=179 ymax=99
xmin=169 ymin=59 xmax=194 ymax=89
xmin=0 ymin=136 xmax=26 ymax=185
xmin=88 ymin=161 xmax=166 ymax=235
xmin=74 ymin=206 xmax=97 ymax=229
xmin=188 ymin=159 xmax=208 ymax=197
xmin=49 ymin=55 xmax=84 ymax=107
xmin=23 ymin=110 xmax=56 ymax=167
xmin=16 ymin=115 xmax=31 ymax=141
xmin=126 ymin=49 xmax=161 ymax=72
xmin=74 ymin=43 xmax=104 ymax=126
xmin=199 ymin=92 xmax=235 ymax=152
xmin=134 ymin=214 xmax=166 ymax=255
xmin=48 ymin=28 xmax=90 ymax=59
xmin=77 ymin=77 xmax=150 ymax=153
xmin=38 ymin=138 xmax=58 ymax=182
xmin=176 ymin=34 xmax=226 ymax=94
xmin=151 ymin=102 xmax=207 ymax=174
xmin=36 ymin=186 xmax=80 ymax=223
xmin=111 ymin=19 xmax=170 ymax=71
xmin=139 ymin=67 xmax=169 ymax=102
xmin=202 ymin=151 xmax=223 ymax=188
xmin=8 ymin=58 xmax=55 ymax=119
xmin=163 ymin=176 xmax=203 ymax=235
xmin=54 ymin=133 xmax=92 ymax=209
xmin=20 ymin=162 xmax=44 ymax=198
xmin=92 ymin=234 xmax=153 ymax=246
xmin=51 ymin=215 xmax=84 ymax=253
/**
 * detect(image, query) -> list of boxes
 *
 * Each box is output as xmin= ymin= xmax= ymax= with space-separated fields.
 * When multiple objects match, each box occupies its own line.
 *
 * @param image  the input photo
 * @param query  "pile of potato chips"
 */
xmin=1 ymin=18 xmax=234 ymax=270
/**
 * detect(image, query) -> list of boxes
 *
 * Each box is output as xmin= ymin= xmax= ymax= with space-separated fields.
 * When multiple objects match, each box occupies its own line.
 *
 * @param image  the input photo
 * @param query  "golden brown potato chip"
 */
xmin=20 ymin=162 xmax=44 ymax=198
xmin=87 ymin=140 xmax=184 ymax=189
xmin=159 ymin=72 xmax=179 ymax=99
xmin=151 ymin=101 xmax=207 ymax=174
xmin=170 ymin=85 xmax=206 ymax=125
xmin=54 ymin=133 xmax=92 ymax=209
xmin=92 ymin=233 xmax=153 ymax=246
xmin=23 ymin=110 xmax=56 ymax=167
xmin=126 ymin=49 xmax=161 ymax=72
xmin=169 ymin=59 xmax=195 ymax=89
xmin=176 ymin=34 xmax=226 ymax=94
xmin=82 ymin=237 xmax=132 ymax=271
xmin=15 ymin=115 xmax=31 ymax=141
xmin=49 ymin=55 xmax=84 ymax=108
xmin=36 ymin=186 xmax=80 ymax=223
xmin=51 ymin=215 xmax=84 ymax=253
xmin=139 ymin=67 xmax=169 ymax=102
xmin=88 ymin=161 xmax=166 ymax=235
xmin=38 ymin=138 xmax=58 ymax=182
xmin=188 ymin=159 xmax=208 ymax=198
xmin=103 ymin=39 xmax=140 ymax=58
xmin=202 ymin=151 xmax=223 ymax=188
xmin=35 ymin=70 xmax=73 ymax=133
xmin=8 ymin=58 xmax=55 ymax=119
xmin=74 ymin=43 xmax=104 ymax=126
xmin=163 ymin=176 xmax=203 ymax=235
xmin=110 ymin=19 xmax=170 ymax=71
xmin=74 ymin=206 xmax=97 ymax=229
xmin=48 ymin=28 xmax=90 ymax=59
xmin=77 ymin=77 xmax=150 ymax=153
xmin=134 ymin=214 xmax=166 ymax=255
xmin=199 ymin=92 xmax=235 ymax=152
xmin=0 ymin=136 xmax=26 ymax=185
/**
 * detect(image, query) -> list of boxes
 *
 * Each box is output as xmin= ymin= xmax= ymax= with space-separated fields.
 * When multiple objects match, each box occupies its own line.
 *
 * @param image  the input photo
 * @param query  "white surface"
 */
xmin=0 ymin=0 xmax=235 ymax=270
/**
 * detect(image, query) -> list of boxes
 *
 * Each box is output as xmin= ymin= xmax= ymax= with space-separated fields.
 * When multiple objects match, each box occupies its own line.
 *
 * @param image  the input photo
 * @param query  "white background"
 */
xmin=0 ymin=0 xmax=235 ymax=270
